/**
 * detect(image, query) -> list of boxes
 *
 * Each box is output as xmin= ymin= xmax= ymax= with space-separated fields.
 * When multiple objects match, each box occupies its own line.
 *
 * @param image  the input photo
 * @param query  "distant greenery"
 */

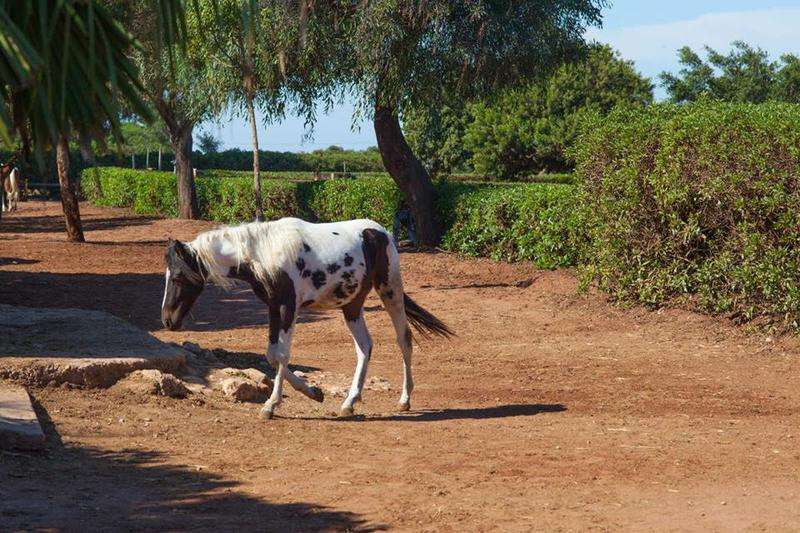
xmin=197 ymin=131 xmax=222 ymax=154
xmin=82 ymin=167 xmax=581 ymax=266
xmin=404 ymin=45 xmax=653 ymax=180
xmin=194 ymin=146 xmax=385 ymax=173
xmin=660 ymin=41 xmax=800 ymax=104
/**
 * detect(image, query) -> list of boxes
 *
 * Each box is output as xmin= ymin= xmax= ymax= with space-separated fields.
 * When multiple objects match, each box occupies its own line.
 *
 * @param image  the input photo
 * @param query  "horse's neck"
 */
xmin=194 ymin=233 xmax=243 ymax=276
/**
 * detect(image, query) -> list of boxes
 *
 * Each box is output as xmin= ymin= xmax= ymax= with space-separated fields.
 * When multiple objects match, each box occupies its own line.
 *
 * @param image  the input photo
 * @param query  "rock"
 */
xmin=112 ymin=369 xmax=190 ymax=399
xmin=219 ymin=377 xmax=271 ymax=403
xmin=209 ymin=367 xmax=273 ymax=403
xmin=0 ymin=305 xmax=186 ymax=388
xmin=0 ymin=384 xmax=45 ymax=451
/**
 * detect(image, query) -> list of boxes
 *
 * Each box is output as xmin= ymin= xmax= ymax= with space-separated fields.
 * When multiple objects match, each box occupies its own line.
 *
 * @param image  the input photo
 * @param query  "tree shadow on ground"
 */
xmin=0 ymin=270 xmax=328 ymax=332
xmin=0 ymin=214 xmax=158 ymax=235
xmin=0 ymin=402 xmax=381 ymax=532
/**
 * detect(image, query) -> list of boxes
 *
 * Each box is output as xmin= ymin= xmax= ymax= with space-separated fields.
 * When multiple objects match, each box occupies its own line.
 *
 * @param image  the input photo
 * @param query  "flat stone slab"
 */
xmin=0 ymin=384 xmax=45 ymax=450
xmin=0 ymin=305 xmax=186 ymax=388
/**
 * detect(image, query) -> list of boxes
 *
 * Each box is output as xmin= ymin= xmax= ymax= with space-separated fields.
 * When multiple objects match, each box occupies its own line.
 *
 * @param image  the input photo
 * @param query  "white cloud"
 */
xmin=587 ymin=8 xmax=800 ymax=92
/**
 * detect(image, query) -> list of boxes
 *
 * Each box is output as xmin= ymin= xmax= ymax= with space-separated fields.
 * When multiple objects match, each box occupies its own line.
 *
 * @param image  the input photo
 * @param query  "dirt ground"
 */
xmin=2 ymin=201 xmax=800 ymax=531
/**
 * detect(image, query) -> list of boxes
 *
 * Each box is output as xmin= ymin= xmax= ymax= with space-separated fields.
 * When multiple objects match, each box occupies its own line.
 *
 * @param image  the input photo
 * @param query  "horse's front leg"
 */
xmin=261 ymin=303 xmax=296 ymax=420
xmin=340 ymin=310 xmax=373 ymax=417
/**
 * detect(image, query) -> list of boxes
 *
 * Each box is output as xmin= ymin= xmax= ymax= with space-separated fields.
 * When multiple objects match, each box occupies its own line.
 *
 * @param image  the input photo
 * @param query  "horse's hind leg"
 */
xmin=282 ymin=366 xmax=324 ymax=403
xmin=380 ymin=288 xmax=414 ymax=411
xmin=340 ymin=310 xmax=373 ymax=417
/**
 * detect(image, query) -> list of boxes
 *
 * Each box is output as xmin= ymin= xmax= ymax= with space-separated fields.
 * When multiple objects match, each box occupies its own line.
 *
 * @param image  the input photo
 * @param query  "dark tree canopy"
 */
xmin=404 ymin=44 xmax=654 ymax=178
xmin=348 ymin=0 xmax=607 ymax=109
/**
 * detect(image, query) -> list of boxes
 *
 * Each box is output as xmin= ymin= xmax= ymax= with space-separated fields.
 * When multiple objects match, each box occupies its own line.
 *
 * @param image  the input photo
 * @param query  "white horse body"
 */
xmin=162 ymin=217 xmax=453 ymax=419
xmin=191 ymin=217 xmax=397 ymax=310
xmin=2 ymin=167 xmax=19 ymax=212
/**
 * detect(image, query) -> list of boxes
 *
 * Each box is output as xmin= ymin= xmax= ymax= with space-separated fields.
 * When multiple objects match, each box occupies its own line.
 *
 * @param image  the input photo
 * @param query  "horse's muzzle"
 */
xmin=162 ymin=314 xmax=180 ymax=331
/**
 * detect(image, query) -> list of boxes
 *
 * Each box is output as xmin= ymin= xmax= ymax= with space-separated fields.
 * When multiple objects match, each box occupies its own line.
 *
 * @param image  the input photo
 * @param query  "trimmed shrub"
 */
xmin=573 ymin=101 xmax=800 ymax=326
xmin=300 ymin=176 xmax=404 ymax=228
xmin=438 ymin=182 xmax=582 ymax=267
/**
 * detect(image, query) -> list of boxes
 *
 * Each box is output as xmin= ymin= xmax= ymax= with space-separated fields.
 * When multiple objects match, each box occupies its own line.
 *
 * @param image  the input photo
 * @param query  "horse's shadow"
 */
xmin=293 ymin=403 xmax=566 ymax=423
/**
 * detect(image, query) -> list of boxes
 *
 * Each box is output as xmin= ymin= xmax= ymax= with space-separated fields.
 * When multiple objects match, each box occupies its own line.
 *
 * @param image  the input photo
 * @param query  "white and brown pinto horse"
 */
xmin=161 ymin=217 xmax=453 ymax=419
xmin=0 ymin=159 xmax=20 ymax=212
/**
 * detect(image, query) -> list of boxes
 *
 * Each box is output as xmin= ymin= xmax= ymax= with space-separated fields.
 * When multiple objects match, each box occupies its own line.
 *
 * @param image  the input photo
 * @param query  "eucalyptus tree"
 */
xmin=345 ymin=1 xmax=606 ymax=245
xmin=201 ymin=0 xmax=353 ymax=220
xmin=0 ymin=0 xmax=189 ymax=238
xmin=201 ymin=0 xmax=273 ymax=220
xmin=124 ymin=2 xmax=223 ymax=219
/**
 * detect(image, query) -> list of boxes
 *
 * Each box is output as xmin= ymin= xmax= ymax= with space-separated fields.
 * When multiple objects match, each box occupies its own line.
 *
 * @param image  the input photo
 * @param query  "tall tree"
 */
xmin=201 ymin=0 xmax=271 ymax=220
xmin=345 ymin=1 xmax=605 ymax=245
xmin=201 ymin=0 xmax=353 ymax=221
xmin=464 ymin=44 xmax=653 ymax=177
xmin=124 ymin=2 xmax=220 ymax=219
xmin=661 ymin=42 xmax=777 ymax=104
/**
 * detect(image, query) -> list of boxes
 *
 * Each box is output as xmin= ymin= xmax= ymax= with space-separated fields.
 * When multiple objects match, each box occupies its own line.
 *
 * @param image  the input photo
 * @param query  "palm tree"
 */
xmin=0 ymin=0 xmax=189 ymax=240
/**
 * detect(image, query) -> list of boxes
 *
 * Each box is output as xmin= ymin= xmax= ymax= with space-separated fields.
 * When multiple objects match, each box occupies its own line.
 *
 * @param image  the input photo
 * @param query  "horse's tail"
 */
xmin=403 ymin=293 xmax=455 ymax=339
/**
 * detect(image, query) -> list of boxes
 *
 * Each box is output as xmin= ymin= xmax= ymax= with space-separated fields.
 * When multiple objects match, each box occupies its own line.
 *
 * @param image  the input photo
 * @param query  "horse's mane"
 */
xmin=189 ymin=219 xmax=303 ymax=289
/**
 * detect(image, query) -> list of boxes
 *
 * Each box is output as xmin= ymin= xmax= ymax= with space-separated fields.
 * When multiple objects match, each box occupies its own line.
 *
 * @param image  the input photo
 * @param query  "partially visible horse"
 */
xmin=161 ymin=217 xmax=453 ymax=419
xmin=0 ymin=156 xmax=19 ymax=213
xmin=2 ymin=167 xmax=20 ymax=212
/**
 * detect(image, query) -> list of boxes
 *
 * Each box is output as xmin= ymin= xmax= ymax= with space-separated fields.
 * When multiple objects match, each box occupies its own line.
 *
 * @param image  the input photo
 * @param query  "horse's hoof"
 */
xmin=259 ymin=408 xmax=274 ymax=420
xmin=397 ymin=401 xmax=411 ymax=412
xmin=308 ymin=386 xmax=325 ymax=403
xmin=339 ymin=406 xmax=355 ymax=417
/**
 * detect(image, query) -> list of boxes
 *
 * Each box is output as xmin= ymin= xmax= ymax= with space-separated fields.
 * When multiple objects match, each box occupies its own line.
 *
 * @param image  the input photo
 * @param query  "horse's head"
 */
xmin=161 ymin=238 xmax=205 ymax=331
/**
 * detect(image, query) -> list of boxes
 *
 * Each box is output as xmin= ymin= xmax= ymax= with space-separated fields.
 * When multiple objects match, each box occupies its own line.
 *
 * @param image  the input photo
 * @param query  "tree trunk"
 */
xmin=56 ymin=136 xmax=85 ymax=242
xmin=158 ymin=147 xmax=162 ymax=170
xmin=245 ymin=88 xmax=263 ymax=221
xmin=170 ymin=126 xmax=200 ymax=219
xmin=146 ymin=150 xmax=150 ymax=169
xmin=373 ymin=103 xmax=440 ymax=246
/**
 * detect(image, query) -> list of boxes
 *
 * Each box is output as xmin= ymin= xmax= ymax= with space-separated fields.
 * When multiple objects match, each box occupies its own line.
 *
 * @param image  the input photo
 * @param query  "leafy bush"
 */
xmin=299 ymin=176 xmax=404 ymax=228
xmin=402 ymin=45 xmax=653 ymax=179
xmin=573 ymin=101 xmax=800 ymax=327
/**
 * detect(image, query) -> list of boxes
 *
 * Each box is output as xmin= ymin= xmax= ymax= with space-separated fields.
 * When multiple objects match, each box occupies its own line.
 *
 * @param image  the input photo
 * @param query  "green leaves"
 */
xmin=0 ymin=0 xmax=191 ymax=152
xmin=660 ymin=41 xmax=800 ymax=104
xmin=347 ymin=0 xmax=605 ymax=112
xmin=462 ymin=44 xmax=652 ymax=179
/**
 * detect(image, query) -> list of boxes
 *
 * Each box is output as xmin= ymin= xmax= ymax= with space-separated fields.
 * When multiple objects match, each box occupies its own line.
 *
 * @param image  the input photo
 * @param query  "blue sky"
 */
xmin=200 ymin=1 xmax=800 ymax=152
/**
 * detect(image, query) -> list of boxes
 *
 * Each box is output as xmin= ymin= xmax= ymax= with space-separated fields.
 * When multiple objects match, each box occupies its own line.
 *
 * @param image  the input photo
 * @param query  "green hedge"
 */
xmin=81 ymin=167 xmax=579 ymax=266
xmin=438 ymin=182 xmax=581 ymax=268
xmin=573 ymin=101 xmax=800 ymax=327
